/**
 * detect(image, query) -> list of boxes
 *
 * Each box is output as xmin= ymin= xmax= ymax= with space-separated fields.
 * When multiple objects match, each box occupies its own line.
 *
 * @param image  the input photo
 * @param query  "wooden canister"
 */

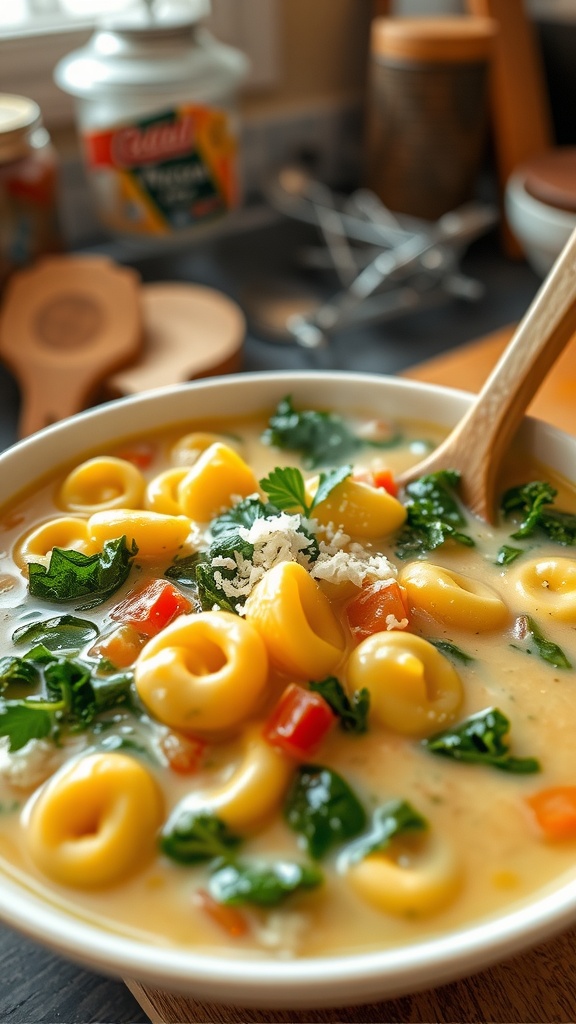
xmin=365 ymin=17 xmax=497 ymax=220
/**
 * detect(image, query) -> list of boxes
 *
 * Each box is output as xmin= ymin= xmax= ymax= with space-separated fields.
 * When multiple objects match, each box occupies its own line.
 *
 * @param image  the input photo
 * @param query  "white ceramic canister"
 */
xmin=54 ymin=0 xmax=249 ymax=241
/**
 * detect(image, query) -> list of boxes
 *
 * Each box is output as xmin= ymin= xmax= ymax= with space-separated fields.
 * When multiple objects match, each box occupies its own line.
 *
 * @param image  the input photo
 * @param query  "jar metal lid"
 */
xmin=371 ymin=16 xmax=498 ymax=64
xmin=0 ymin=94 xmax=42 ymax=163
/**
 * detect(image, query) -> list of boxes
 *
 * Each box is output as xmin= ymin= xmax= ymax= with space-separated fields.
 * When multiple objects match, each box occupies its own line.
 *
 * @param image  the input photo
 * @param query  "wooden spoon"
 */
xmin=396 ymin=225 xmax=576 ymax=522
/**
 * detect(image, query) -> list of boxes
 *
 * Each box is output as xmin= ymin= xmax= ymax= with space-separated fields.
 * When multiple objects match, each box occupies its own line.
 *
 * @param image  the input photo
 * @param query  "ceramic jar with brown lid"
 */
xmin=364 ymin=17 xmax=497 ymax=221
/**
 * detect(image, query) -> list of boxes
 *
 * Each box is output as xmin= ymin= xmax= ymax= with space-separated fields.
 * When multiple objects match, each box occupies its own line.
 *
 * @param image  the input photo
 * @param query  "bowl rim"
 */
xmin=2 ymin=369 xmax=576 ymax=1007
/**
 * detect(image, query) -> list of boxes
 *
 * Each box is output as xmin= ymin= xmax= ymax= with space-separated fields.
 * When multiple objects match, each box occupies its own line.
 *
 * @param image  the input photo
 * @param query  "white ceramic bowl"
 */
xmin=1 ymin=370 xmax=576 ymax=1009
xmin=505 ymin=170 xmax=576 ymax=277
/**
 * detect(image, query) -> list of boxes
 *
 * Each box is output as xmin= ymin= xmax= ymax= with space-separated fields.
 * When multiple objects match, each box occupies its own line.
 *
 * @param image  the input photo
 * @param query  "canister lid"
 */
xmin=0 ymin=94 xmax=41 ymax=162
xmin=371 ymin=16 xmax=497 ymax=64
xmin=521 ymin=148 xmax=576 ymax=213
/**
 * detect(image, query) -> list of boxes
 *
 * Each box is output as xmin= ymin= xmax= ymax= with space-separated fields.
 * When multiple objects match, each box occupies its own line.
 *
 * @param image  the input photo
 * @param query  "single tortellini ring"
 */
xmin=168 ymin=724 xmax=294 ymax=833
xmin=171 ymin=431 xmax=243 ymax=467
xmin=177 ymin=442 xmax=259 ymax=523
xmin=346 ymin=631 xmax=463 ymax=738
xmin=26 ymin=752 xmax=163 ymax=888
xmin=306 ymin=475 xmax=406 ymax=538
xmin=88 ymin=509 xmax=191 ymax=558
xmin=15 ymin=516 xmax=92 ymax=567
xmin=244 ymin=561 xmax=345 ymax=679
xmin=134 ymin=611 xmax=269 ymax=735
xmin=399 ymin=562 xmax=509 ymax=631
xmin=144 ymin=467 xmax=189 ymax=516
xmin=346 ymin=831 xmax=461 ymax=917
xmin=511 ymin=556 xmax=576 ymax=622
xmin=58 ymin=457 xmax=146 ymax=513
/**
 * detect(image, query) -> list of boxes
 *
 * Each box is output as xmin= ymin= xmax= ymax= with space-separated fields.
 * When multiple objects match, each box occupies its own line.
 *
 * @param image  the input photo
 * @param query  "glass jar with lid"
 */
xmin=54 ymin=0 xmax=249 ymax=242
xmin=0 ymin=94 xmax=61 ymax=289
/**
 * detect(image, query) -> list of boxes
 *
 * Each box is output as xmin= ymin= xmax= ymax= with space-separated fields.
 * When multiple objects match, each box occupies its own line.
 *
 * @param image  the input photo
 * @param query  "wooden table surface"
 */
xmin=128 ymin=322 xmax=576 ymax=1024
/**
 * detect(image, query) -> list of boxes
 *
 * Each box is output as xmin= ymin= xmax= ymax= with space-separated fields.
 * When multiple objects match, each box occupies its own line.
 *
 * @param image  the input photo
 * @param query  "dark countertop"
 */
xmin=0 ymin=211 xmax=542 ymax=1024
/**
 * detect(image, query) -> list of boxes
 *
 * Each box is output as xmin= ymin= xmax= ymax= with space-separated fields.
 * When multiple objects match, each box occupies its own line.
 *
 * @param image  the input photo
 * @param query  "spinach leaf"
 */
xmin=428 ymin=639 xmax=474 ymax=664
xmin=160 ymin=810 xmax=241 ymax=865
xmin=27 ymin=537 xmax=137 ymax=607
xmin=165 ymin=553 xmax=202 ymax=588
xmin=262 ymin=396 xmax=402 ymax=468
xmin=513 ymin=615 xmax=572 ymax=670
xmin=209 ymin=860 xmax=323 ymax=907
xmin=12 ymin=615 xmax=98 ymax=653
xmin=194 ymin=531 xmax=255 ymax=613
xmin=422 ymin=707 xmax=540 ymax=773
xmin=284 ymin=764 xmax=367 ymax=859
xmin=309 ymin=676 xmax=370 ymax=733
xmin=346 ymin=799 xmax=428 ymax=862
xmin=496 ymin=544 xmax=524 ymax=566
xmin=501 ymin=481 xmax=576 ymax=545
xmin=0 ymin=656 xmax=40 ymax=690
xmin=395 ymin=471 xmax=474 ymax=558
xmin=260 ymin=465 xmax=351 ymax=517
xmin=210 ymin=495 xmax=281 ymax=537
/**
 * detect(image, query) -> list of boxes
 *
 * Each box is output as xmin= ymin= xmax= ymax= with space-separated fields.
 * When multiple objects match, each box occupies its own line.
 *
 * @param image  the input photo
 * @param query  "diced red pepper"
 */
xmin=160 ymin=731 xmax=206 ymax=774
xmin=110 ymin=578 xmax=192 ymax=637
xmin=263 ymin=683 xmax=337 ymax=759
xmin=371 ymin=469 xmax=398 ymax=497
xmin=346 ymin=579 xmax=410 ymax=642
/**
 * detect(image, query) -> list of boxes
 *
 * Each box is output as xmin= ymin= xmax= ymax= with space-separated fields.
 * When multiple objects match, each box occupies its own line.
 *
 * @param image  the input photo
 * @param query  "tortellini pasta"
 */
xmin=510 ymin=557 xmax=576 ymax=623
xmin=399 ymin=562 xmax=509 ymax=631
xmin=144 ymin=467 xmax=188 ymax=516
xmin=88 ymin=509 xmax=191 ymax=558
xmin=134 ymin=611 xmax=269 ymax=735
xmin=26 ymin=752 xmax=163 ymax=888
xmin=244 ymin=561 xmax=345 ymax=678
xmin=307 ymin=475 xmax=407 ymax=538
xmin=15 ymin=516 xmax=92 ymax=566
xmin=58 ymin=457 xmax=146 ymax=513
xmin=177 ymin=442 xmax=259 ymax=522
xmin=171 ymin=431 xmax=243 ymax=467
xmin=346 ymin=632 xmax=463 ymax=738
xmin=168 ymin=724 xmax=294 ymax=832
xmin=345 ymin=830 xmax=461 ymax=917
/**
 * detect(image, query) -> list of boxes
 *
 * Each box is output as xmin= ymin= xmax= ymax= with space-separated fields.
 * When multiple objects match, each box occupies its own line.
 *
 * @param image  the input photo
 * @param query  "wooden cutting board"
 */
xmin=126 ymin=322 xmax=576 ymax=1024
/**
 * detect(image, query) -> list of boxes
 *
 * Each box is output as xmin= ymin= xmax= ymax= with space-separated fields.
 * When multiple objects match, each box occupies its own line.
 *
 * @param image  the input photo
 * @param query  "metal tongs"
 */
xmin=264 ymin=167 xmax=499 ymax=348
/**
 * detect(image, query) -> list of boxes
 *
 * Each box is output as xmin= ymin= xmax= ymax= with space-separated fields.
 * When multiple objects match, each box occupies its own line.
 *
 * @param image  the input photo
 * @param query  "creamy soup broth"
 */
xmin=0 ymin=403 xmax=576 ymax=959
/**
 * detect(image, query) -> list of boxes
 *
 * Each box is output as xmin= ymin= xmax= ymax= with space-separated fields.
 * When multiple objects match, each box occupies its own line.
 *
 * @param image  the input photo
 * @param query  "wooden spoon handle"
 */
xmin=399 ymin=225 xmax=576 ymax=521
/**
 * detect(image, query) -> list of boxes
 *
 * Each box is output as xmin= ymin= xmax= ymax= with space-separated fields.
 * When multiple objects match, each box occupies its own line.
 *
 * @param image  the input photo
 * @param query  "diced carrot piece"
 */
xmin=193 ymin=888 xmax=248 ymax=938
xmin=89 ymin=623 xmax=147 ymax=667
xmin=526 ymin=787 xmax=576 ymax=840
xmin=346 ymin=579 xmax=410 ymax=641
xmin=115 ymin=442 xmax=155 ymax=470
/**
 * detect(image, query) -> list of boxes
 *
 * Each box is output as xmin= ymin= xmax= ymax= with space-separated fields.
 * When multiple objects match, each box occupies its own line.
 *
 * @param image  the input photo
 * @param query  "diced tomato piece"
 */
xmin=89 ymin=623 xmax=147 ymax=667
xmin=346 ymin=579 xmax=410 ymax=642
xmin=160 ymin=731 xmax=206 ymax=774
xmin=372 ymin=469 xmax=398 ymax=497
xmin=526 ymin=787 xmax=576 ymax=840
xmin=193 ymin=888 xmax=248 ymax=938
xmin=110 ymin=579 xmax=192 ymax=636
xmin=263 ymin=683 xmax=337 ymax=759
xmin=115 ymin=443 xmax=155 ymax=470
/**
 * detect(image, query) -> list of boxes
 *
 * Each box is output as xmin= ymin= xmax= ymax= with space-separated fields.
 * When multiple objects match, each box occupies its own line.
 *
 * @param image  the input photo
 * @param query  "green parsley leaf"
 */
xmin=27 ymin=537 xmax=137 ymax=608
xmin=422 ymin=707 xmax=540 ymax=773
xmin=209 ymin=860 xmax=323 ymax=907
xmin=395 ymin=470 xmax=474 ymax=558
xmin=260 ymin=465 xmax=351 ymax=518
xmin=309 ymin=676 xmax=370 ymax=733
xmin=160 ymin=810 xmax=241 ymax=865
xmin=284 ymin=764 xmax=367 ymax=859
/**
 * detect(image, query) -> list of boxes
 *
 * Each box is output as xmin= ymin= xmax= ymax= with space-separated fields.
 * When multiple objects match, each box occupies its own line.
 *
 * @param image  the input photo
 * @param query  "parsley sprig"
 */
xmin=260 ymin=465 xmax=351 ymax=517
